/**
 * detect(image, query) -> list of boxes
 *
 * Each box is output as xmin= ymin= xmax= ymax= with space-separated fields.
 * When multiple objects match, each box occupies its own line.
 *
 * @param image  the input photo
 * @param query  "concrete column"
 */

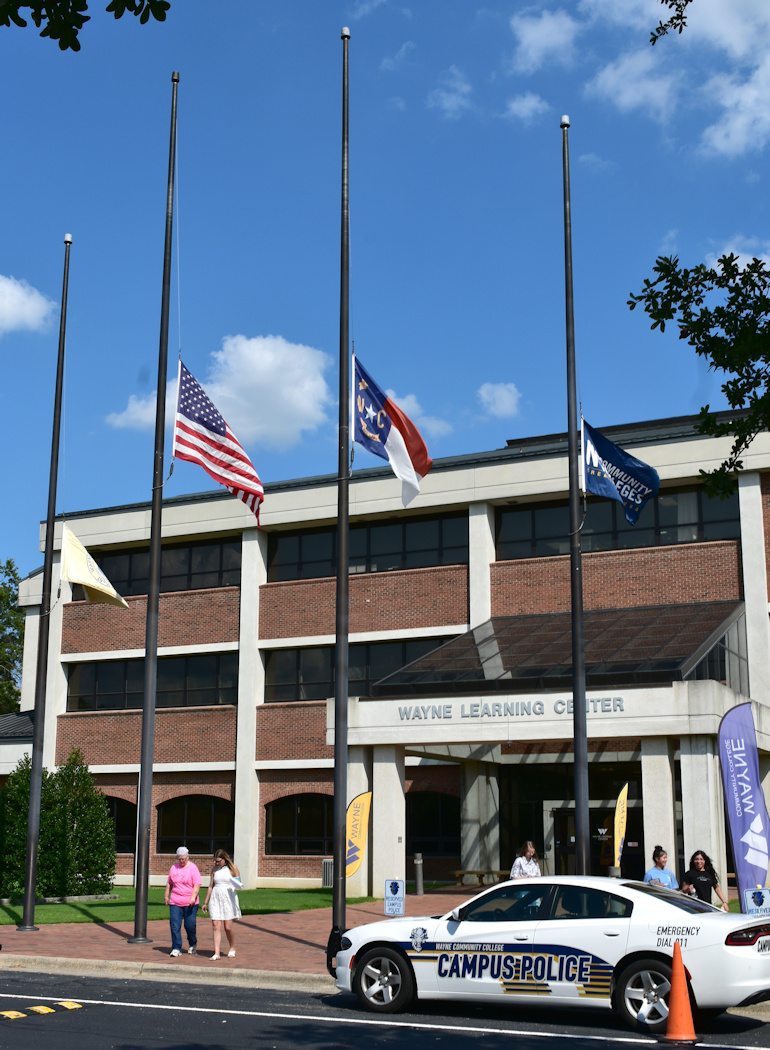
xmin=739 ymin=472 xmax=770 ymax=702
xmin=469 ymin=503 xmax=495 ymax=628
xmin=233 ymin=528 xmax=266 ymax=888
xmin=680 ymin=735 xmax=727 ymax=890
xmin=347 ymin=745 xmax=373 ymax=897
xmin=44 ymin=553 xmax=68 ymax=770
xmin=641 ymin=737 xmax=677 ymax=868
xmin=371 ymin=744 xmax=405 ymax=898
xmin=460 ymin=760 xmax=499 ymax=874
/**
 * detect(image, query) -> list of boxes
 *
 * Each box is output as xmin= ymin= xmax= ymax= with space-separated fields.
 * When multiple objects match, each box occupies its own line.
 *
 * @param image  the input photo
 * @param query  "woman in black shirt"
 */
xmin=681 ymin=850 xmax=729 ymax=911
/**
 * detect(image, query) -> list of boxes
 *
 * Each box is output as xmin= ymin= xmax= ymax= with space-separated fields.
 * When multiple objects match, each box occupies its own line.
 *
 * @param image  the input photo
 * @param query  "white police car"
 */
xmin=335 ymin=875 xmax=770 ymax=1032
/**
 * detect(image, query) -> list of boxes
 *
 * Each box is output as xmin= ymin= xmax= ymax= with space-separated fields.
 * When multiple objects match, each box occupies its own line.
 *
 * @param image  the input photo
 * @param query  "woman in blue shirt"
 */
xmin=643 ymin=845 xmax=679 ymax=889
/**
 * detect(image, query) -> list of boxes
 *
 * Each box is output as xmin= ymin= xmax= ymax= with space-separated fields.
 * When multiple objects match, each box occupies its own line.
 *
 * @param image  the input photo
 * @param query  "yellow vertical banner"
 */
xmin=614 ymin=782 xmax=629 ymax=867
xmin=345 ymin=792 xmax=372 ymax=877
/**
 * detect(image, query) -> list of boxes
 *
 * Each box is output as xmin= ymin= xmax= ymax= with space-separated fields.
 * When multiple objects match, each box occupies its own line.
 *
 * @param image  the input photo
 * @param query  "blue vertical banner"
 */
xmin=581 ymin=420 xmax=660 ymax=525
xmin=718 ymin=703 xmax=770 ymax=912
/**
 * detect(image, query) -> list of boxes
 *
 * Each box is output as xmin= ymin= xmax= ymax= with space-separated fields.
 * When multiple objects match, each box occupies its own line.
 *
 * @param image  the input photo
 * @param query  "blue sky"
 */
xmin=2 ymin=0 xmax=768 ymax=578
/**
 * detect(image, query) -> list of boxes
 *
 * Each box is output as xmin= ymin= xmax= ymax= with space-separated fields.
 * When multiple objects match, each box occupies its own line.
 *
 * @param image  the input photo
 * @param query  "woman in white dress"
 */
xmin=202 ymin=849 xmax=242 ymax=959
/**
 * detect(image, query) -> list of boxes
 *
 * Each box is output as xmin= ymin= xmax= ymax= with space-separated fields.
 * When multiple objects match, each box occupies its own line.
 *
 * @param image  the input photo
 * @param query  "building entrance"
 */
xmin=550 ymin=805 xmax=644 ymax=880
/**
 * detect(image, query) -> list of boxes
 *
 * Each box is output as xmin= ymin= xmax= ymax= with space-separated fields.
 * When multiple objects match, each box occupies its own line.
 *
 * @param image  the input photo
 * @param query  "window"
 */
xmin=267 ymin=513 xmax=469 ymax=581
xmin=407 ymin=792 xmax=460 ymax=857
xmin=106 ymin=796 xmax=137 ymax=853
xmin=460 ymin=884 xmax=548 ymax=923
xmin=156 ymin=795 xmax=234 ymax=855
xmin=496 ymin=487 xmax=740 ymax=561
xmin=264 ymin=638 xmax=445 ymax=702
xmin=265 ymin=794 xmax=333 ymax=855
xmin=67 ymin=653 xmax=239 ymax=711
xmin=72 ymin=538 xmax=241 ymax=598
xmin=549 ymin=885 xmax=632 ymax=920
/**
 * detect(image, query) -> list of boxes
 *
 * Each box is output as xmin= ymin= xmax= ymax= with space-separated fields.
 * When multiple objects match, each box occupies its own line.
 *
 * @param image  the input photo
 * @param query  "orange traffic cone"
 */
xmin=663 ymin=941 xmax=697 ymax=1043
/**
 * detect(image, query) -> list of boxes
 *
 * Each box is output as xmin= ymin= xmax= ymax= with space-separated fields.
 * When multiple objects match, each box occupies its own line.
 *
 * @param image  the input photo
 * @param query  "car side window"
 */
xmin=461 ymin=885 xmax=547 ymax=923
xmin=550 ymin=886 xmax=632 ymax=920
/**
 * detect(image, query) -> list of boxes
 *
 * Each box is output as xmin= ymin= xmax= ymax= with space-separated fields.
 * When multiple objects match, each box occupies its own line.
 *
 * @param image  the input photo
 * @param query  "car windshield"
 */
xmin=622 ymin=881 xmax=718 ymax=914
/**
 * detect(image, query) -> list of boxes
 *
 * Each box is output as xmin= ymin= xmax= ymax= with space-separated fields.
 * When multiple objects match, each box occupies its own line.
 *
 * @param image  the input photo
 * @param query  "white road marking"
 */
xmin=0 ymin=992 xmax=754 ymax=1049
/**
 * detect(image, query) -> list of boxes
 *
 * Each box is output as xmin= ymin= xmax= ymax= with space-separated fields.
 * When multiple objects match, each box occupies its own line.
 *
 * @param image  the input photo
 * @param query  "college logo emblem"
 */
xmin=410 ymin=927 xmax=428 ymax=952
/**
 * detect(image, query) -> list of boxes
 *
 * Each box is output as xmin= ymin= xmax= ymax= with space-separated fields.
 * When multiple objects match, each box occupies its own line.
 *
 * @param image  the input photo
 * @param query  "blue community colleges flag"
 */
xmin=581 ymin=420 xmax=660 ymax=526
xmin=719 ymin=703 xmax=770 ymax=912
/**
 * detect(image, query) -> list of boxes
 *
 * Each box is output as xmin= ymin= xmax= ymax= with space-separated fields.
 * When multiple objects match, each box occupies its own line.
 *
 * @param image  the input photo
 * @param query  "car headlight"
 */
xmin=340 ymin=936 xmax=352 ymax=950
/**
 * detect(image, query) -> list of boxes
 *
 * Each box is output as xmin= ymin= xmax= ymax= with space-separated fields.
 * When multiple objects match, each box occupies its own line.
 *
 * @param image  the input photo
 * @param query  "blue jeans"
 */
xmin=169 ymin=903 xmax=198 ymax=951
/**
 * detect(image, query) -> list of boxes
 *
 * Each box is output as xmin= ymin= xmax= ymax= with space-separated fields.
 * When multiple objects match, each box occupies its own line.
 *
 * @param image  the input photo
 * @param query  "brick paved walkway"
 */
xmin=0 ymin=889 xmax=470 ymax=977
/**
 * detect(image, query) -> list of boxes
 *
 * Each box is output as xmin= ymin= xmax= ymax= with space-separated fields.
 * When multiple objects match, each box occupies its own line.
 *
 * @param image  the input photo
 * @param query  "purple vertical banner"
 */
xmin=718 ymin=703 xmax=770 ymax=912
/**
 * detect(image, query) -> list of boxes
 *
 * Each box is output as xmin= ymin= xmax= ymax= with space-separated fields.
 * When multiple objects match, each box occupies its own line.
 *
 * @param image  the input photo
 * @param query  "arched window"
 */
xmin=156 ymin=795 xmax=234 ymax=855
xmin=407 ymin=791 xmax=460 ymax=857
xmin=106 ymin=796 xmax=137 ymax=853
xmin=265 ymin=794 xmax=333 ymax=855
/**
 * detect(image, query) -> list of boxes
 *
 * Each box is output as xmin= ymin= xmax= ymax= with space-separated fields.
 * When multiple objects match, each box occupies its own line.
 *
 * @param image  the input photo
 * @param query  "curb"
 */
xmin=0 ymin=954 xmax=336 ymax=992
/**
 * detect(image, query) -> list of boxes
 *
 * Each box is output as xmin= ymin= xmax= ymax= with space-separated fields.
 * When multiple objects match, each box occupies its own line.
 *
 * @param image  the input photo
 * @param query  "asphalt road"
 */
xmin=0 ymin=971 xmax=768 ymax=1050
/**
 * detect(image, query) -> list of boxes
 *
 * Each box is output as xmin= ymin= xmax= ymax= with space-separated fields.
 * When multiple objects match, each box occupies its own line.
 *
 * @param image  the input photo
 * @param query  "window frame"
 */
xmin=156 ymin=794 xmax=235 ymax=855
xmin=264 ymin=793 xmax=334 ymax=856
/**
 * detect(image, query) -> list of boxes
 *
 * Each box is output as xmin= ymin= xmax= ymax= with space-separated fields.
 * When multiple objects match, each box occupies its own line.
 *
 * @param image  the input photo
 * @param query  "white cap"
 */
xmin=176 ymin=846 xmax=189 ymax=856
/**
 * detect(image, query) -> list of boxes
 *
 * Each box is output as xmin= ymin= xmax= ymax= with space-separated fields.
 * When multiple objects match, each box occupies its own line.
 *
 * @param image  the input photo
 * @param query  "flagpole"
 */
xmin=327 ymin=25 xmax=350 ymax=976
xmin=560 ymin=114 xmax=590 ymax=876
xmin=17 ymin=234 xmax=73 ymax=933
xmin=129 ymin=71 xmax=179 ymax=944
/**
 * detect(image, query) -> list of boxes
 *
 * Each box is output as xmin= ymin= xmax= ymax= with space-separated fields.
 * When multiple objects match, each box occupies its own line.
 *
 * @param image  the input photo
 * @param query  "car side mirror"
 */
xmin=450 ymin=907 xmax=461 ymax=921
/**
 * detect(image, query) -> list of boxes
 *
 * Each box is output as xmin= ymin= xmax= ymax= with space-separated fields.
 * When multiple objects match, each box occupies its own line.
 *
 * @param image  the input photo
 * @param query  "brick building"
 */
xmin=9 ymin=413 xmax=770 ymax=895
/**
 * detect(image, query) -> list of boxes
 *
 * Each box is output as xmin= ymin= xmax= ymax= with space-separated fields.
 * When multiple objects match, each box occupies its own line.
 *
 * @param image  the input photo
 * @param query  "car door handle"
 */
xmin=514 ymin=934 xmax=530 ymax=941
xmin=604 ymin=930 xmax=620 ymax=937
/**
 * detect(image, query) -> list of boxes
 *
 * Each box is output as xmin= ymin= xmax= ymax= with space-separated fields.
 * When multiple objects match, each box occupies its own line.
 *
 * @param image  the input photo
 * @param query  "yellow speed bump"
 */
xmin=0 ymin=1011 xmax=26 ymax=1019
xmin=56 ymin=1002 xmax=83 ymax=1010
xmin=28 ymin=1006 xmax=56 ymax=1014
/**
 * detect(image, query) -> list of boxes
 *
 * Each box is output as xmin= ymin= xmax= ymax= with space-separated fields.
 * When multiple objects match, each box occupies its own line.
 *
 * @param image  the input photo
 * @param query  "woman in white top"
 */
xmin=202 ymin=849 xmax=242 ymax=960
xmin=510 ymin=840 xmax=541 ymax=879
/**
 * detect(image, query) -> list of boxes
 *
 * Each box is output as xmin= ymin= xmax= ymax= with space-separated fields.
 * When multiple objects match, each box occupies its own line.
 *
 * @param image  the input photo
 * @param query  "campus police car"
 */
xmin=335 ymin=876 xmax=770 ymax=1032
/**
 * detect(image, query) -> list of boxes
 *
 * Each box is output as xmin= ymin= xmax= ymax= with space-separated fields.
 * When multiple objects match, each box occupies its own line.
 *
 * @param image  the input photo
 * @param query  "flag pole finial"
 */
xmin=64 ymin=233 xmax=72 ymax=244
xmin=341 ymin=26 xmax=350 ymax=38
xmin=560 ymin=114 xmax=570 ymax=128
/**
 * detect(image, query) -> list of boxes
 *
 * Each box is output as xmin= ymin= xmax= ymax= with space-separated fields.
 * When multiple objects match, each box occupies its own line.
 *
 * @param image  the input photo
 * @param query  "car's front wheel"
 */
xmin=353 ymin=946 xmax=414 ymax=1013
xmin=615 ymin=958 xmax=672 ymax=1034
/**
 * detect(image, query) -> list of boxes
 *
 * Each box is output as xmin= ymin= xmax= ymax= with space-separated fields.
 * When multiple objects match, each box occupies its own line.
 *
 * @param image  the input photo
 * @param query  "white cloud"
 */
xmin=504 ymin=92 xmax=549 ymax=124
xmin=0 ymin=274 xmax=56 ymax=339
xmin=705 ymin=235 xmax=770 ymax=269
xmin=351 ymin=0 xmax=387 ymax=20
xmin=477 ymin=382 xmax=522 ymax=419
xmin=386 ymin=388 xmax=452 ymax=438
xmin=700 ymin=56 xmax=770 ymax=157
xmin=660 ymin=228 xmax=679 ymax=254
xmin=578 ymin=152 xmax=615 ymax=171
xmin=381 ymin=40 xmax=415 ymax=71
xmin=509 ymin=9 xmax=582 ymax=74
xmin=586 ymin=49 xmax=681 ymax=122
xmin=106 ymin=334 xmax=333 ymax=449
xmin=427 ymin=66 xmax=472 ymax=120
xmin=106 ymin=387 xmax=175 ymax=429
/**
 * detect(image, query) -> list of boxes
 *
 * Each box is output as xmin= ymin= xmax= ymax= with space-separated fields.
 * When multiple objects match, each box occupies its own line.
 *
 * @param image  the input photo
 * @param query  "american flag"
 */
xmin=172 ymin=361 xmax=264 ymax=520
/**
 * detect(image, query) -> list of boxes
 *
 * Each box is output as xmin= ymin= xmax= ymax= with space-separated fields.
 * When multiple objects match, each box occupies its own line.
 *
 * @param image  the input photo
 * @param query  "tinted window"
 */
xmin=461 ymin=884 xmax=548 ymax=923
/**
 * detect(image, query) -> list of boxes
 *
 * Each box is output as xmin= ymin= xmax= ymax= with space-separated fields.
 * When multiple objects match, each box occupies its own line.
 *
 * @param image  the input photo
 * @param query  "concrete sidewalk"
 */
xmin=0 ymin=888 xmax=470 ymax=989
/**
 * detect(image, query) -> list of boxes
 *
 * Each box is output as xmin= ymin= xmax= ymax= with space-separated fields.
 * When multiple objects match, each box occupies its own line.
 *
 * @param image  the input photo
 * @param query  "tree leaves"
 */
xmin=0 ymin=559 xmax=24 ymax=716
xmin=0 ymin=0 xmax=170 ymax=50
xmin=650 ymin=0 xmax=694 ymax=46
xmin=629 ymin=253 xmax=770 ymax=499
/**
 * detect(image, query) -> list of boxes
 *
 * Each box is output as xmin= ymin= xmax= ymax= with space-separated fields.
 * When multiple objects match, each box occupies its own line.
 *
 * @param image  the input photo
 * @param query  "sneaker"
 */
xmin=169 ymin=948 xmax=181 ymax=957
xmin=188 ymin=946 xmax=197 ymax=955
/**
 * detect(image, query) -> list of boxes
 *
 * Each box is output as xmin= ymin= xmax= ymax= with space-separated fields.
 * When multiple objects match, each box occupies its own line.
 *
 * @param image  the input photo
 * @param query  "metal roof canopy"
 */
xmin=373 ymin=601 xmax=745 ymax=696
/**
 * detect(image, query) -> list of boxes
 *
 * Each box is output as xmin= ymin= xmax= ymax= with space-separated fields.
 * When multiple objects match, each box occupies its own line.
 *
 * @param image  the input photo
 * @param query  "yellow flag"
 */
xmin=614 ymin=782 xmax=629 ymax=867
xmin=60 ymin=524 xmax=129 ymax=609
xmin=345 ymin=791 xmax=372 ymax=878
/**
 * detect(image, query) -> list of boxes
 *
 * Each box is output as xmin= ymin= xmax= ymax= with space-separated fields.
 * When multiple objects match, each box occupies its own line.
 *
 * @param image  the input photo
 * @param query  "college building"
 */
xmin=7 ymin=411 xmax=770 ymax=895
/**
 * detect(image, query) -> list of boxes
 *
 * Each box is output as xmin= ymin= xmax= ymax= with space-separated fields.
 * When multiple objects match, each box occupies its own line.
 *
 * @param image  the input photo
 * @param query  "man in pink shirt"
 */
xmin=165 ymin=846 xmax=202 ymax=957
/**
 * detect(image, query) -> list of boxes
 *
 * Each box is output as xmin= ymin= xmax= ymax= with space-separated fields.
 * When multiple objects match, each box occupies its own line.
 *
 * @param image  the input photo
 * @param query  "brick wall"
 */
xmin=61 ymin=587 xmax=240 ymax=654
xmin=95 ymin=772 xmax=234 ymax=877
xmin=491 ymin=540 xmax=742 ymax=616
xmin=259 ymin=565 xmax=468 ymax=639
xmin=256 ymin=701 xmax=332 ymax=761
xmin=258 ymin=769 xmax=334 ymax=879
xmin=56 ymin=706 xmax=237 ymax=766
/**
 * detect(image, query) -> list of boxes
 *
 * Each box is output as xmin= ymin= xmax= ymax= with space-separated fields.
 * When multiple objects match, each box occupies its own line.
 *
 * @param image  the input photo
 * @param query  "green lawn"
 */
xmin=0 ymin=886 xmax=373 ymax=926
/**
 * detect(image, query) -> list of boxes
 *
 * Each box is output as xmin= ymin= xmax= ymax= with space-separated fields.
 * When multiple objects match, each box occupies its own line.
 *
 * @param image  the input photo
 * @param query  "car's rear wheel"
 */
xmin=353 ymin=946 xmax=414 ymax=1013
xmin=616 ymin=958 xmax=672 ymax=1034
